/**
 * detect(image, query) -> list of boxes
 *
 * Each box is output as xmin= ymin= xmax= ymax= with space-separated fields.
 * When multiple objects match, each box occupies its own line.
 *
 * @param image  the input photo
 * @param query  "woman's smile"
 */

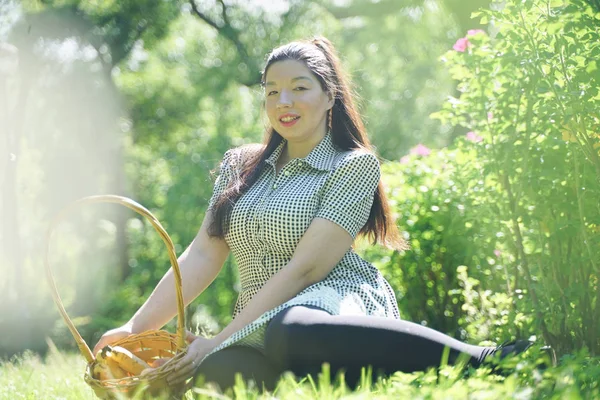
xmin=279 ymin=114 xmax=301 ymax=127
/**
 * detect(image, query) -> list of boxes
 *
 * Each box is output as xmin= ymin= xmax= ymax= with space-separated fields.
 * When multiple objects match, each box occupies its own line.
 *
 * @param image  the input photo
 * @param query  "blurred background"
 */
xmin=1 ymin=0 xmax=598 ymax=360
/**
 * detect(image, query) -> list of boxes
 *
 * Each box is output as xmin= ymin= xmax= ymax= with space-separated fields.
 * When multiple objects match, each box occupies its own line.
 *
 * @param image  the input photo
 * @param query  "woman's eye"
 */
xmin=267 ymin=87 xmax=307 ymax=96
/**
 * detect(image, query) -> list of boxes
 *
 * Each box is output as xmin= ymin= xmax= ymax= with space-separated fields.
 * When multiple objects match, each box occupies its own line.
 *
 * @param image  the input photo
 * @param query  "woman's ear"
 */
xmin=327 ymin=91 xmax=335 ymax=109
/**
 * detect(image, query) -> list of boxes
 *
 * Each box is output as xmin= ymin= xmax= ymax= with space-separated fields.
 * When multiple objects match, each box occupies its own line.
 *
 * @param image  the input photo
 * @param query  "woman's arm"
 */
xmin=167 ymin=221 xmax=348 ymax=387
xmin=210 ymin=217 xmax=352 ymax=347
xmin=166 ymin=152 xmax=381 ymax=384
xmin=127 ymin=211 xmax=230 ymax=333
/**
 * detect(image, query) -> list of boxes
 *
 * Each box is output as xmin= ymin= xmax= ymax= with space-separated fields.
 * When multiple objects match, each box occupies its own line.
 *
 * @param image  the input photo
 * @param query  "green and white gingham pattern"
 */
xmin=202 ymin=131 xmax=401 ymax=360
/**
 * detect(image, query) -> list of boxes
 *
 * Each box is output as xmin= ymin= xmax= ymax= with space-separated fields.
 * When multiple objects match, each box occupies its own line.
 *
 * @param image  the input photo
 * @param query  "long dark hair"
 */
xmin=208 ymin=36 xmax=409 ymax=251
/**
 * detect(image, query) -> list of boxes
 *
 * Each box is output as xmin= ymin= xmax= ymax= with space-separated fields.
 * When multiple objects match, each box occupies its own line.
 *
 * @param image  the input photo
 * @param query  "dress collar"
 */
xmin=265 ymin=131 xmax=338 ymax=171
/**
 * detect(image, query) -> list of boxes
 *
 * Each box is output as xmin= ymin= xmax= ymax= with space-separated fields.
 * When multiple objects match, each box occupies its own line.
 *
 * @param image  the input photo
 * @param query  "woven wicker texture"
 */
xmin=45 ymin=195 xmax=190 ymax=399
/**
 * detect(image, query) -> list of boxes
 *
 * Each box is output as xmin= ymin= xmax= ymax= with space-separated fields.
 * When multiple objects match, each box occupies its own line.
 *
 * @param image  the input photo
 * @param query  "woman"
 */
xmin=93 ymin=37 xmax=534 ymax=392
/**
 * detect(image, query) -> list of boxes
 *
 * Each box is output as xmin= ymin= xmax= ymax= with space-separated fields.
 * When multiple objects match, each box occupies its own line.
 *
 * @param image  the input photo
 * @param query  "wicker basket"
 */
xmin=45 ymin=195 xmax=190 ymax=399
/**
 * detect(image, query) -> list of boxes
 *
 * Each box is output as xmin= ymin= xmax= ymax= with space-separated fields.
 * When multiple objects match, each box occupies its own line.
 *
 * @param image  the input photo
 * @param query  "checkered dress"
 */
xmin=201 ymin=131 xmax=400 ymax=361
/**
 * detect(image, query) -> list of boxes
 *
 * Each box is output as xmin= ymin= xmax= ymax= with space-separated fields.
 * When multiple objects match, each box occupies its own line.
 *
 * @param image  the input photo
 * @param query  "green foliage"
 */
xmin=334 ymin=2 xmax=459 ymax=158
xmin=367 ymin=145 xmax=527 ymax=343
xmin=431 ymin=0 xmax=600 ymax=355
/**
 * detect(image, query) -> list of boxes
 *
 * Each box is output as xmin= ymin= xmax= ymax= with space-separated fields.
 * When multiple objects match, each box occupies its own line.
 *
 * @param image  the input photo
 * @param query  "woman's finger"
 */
xmin=92 ymin=340 xmax=104 ymax=355
xmin=167 ymin=360 xmax=198 ymax=385
xmin=185 ymin=330 xmax=198 ymax=344
xmin=92 ymin=337 xmax=112 ymax=355
xmin=167 ymin=356 xmax=193 ymax=378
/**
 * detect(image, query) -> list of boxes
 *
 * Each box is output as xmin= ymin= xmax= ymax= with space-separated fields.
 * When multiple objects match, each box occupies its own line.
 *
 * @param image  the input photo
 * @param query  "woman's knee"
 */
xmin=264 ymin=305 xmax=331 ymax=369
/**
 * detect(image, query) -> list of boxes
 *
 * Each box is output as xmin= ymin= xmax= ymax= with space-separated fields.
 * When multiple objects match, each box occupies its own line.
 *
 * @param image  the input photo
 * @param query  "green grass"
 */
xmin=1 ymin=346 xmax=599 ymax=400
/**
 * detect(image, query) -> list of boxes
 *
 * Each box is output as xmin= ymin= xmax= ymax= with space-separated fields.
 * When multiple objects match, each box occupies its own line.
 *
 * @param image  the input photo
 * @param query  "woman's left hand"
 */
xmin=166 ymin=331 xmax=219 ymax=386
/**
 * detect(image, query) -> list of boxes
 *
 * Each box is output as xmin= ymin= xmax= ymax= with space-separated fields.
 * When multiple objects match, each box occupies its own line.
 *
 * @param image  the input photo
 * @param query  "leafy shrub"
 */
xmin=368 ymin=145 xmax=520 ymax=343
xmin=430 ymin=0 xmax=600 ymax=355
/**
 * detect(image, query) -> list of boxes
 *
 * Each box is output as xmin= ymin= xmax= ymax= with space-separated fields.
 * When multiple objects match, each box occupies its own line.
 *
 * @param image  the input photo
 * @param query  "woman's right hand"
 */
xmin=92 ymin=323 xmax=135 ymax=355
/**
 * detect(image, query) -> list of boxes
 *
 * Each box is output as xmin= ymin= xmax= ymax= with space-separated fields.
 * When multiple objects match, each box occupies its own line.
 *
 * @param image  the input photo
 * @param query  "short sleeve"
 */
xmin=315 ymin=152 xmax=380 ymax=239
xmin=207 ymin=149 xmax=236 ymax=212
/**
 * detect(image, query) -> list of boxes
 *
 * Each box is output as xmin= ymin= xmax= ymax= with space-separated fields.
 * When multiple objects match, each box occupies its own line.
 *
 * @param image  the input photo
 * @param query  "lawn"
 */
xmin=1 ymin=345 xmax=598 ymax=399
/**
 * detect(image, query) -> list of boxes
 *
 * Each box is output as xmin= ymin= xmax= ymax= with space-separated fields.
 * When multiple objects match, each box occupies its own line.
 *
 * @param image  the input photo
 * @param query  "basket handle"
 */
xmin=44 ymin=195 xmax=187 ymax=364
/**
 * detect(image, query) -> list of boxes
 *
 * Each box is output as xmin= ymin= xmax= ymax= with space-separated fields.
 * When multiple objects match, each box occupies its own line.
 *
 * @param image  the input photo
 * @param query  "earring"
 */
xmin=328 ymin=108 xmax=333 ymax=133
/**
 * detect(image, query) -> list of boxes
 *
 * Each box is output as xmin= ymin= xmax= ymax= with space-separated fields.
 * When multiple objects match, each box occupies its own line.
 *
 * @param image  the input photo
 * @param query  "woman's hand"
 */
xmin=92 ymin=323 xmax=135 ymax=355
xmin=166 ymin=331 xmax=219 ymax=386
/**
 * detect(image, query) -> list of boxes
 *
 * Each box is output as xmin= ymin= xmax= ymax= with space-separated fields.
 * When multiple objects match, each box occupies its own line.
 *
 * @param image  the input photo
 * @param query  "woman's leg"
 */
xmin=263 ymin=305 xmax=497 ymax=387
xmin=194 ymin=345 xmax=281 ymax=392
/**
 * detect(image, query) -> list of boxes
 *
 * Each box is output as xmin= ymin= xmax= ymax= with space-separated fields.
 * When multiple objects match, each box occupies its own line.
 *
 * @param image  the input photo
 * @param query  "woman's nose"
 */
xmin=277 ymin=90 xmax=293 ymax=107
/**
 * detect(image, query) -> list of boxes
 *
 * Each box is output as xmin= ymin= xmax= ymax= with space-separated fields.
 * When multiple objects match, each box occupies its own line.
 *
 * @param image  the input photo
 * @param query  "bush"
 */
xmin=368 ymin=145 xmax=525 ymax=344
xmin=430 ymin=0 xmax=600 ymax=355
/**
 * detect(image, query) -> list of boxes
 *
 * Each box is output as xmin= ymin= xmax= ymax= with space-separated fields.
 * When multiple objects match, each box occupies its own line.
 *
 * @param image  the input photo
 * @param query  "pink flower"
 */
xmin=494 ymin=249 xmax=502 ymax=257
xmin=453 ymin=37 xmax=470 ymax=52
xmin=410 ymin=144 xmax=431 ymax=156
xmin=467 ymin=29 xmax=486 ymax=36
xmin=400 ymin=155 xmax=411 ymax=164
xmin=466 ymin=131 xmax=483 ymax=143
xmin=487 ymin=112 xmax=493 ymax=121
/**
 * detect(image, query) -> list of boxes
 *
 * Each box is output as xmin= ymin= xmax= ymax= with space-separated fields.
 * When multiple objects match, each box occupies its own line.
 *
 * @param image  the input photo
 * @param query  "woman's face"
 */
xmin=264 ymin=59 xmax=334 ymax=143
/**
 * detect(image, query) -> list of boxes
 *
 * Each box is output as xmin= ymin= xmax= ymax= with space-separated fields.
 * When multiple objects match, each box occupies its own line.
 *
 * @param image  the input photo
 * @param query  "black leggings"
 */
xmin=194 ymin=305 xmax=494 ymax=391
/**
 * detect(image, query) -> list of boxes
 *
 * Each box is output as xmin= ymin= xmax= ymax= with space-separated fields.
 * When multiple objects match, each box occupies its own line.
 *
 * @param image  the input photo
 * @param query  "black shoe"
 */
xmin=478 ymin=339 xmax=533 ymax=363
xmin=476 ymin=339 xmax=531 ymax=374
xmin=497 ymin=339 xmax=534 ymax=359
xmin=499 ymin=340 xmax=557 ymax=369
xmin=479 ymin=339 xmax=556 ymax=374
